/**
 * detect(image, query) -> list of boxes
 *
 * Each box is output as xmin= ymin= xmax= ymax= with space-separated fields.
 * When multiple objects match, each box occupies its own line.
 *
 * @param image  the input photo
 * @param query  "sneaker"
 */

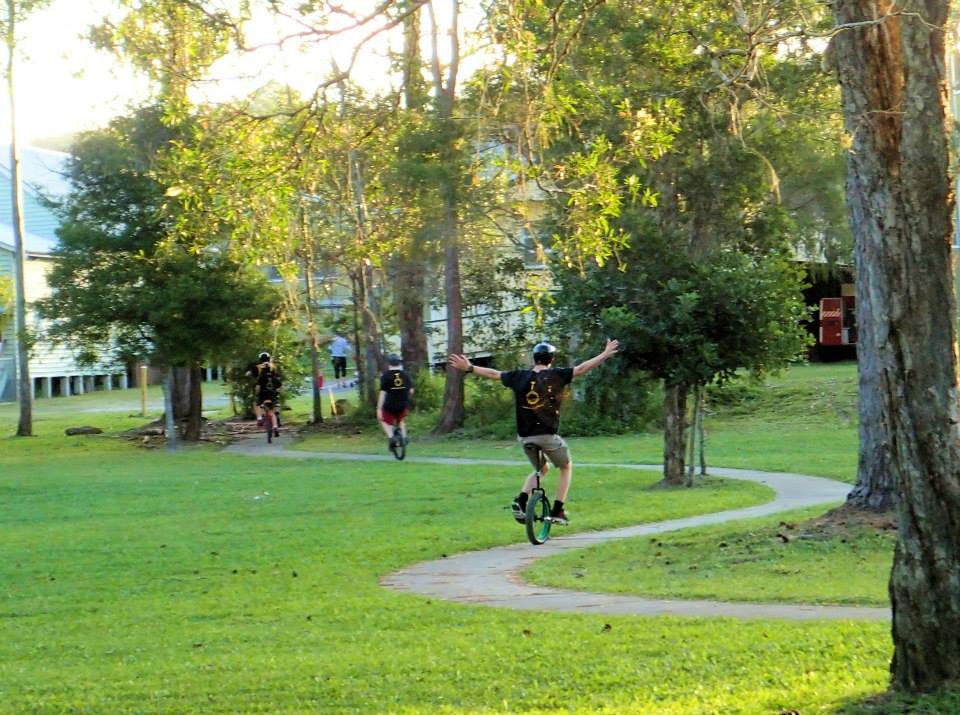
xmin=274 ymin=428 xmax=280 ymax=438
xmin=256 ymin=418 xmax=264 ymax=427
xmin=549 ymin=507 xmax=569 ymax=525
xmin=510 ymin=499 xmax=526 ymax=524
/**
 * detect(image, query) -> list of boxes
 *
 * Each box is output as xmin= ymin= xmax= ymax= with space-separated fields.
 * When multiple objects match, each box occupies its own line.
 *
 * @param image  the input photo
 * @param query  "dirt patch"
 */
xmin=791 ymin=503 xmax=898 ymax=540
xmin=121 ymin=417 xmax=294 ymax=447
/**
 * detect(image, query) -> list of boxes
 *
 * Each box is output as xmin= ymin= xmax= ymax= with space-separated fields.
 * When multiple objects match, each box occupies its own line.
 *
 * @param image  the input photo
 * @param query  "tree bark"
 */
xmin=163 ymin=366 xmax=179 ymax=451
xmin=361 ymin=262 xmax=383 ymax=407
xmin=686 ymin=385 xmax=698 ymax=486
xmin=172 ymin=366 xmax=190 ymax=421
xmin=183 ymin=364 xmax=202 ymax=442
xmin=662 ymin=381 xmax=688 ymax=485
xmin=839 ymin=4 xmax=896 ymax=513
xmin=303 ymin=253 xmax=323 ymax=424
xmin=847 ymin=303 xmax=895 ymax=509
xmin=393 ymin=260 xmax=429 ymax=375
xmin=434 ymin=206 xmax=465 ymax=433
xmin=7 ymin=2 xmax=30 ymax=437
xmin=431 ymin=0 xmax=466 ymax=434
xmin=394 ymin=0 xmax=430 ymax=377
xmin=832 ymin=0 xmax=960 ymax=691
xmin=698 ymin=387 xmax=707 ymax=476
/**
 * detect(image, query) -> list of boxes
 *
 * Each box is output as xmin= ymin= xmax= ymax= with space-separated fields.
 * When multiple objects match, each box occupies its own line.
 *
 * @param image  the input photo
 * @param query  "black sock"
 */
xmin=553 ymin=499 xmax=564 ymax=512
xmin=517 ymin=492 xmax=528 ymax=508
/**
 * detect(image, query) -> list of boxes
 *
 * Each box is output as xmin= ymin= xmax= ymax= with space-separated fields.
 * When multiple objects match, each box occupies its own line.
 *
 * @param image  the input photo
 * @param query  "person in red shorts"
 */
xmin=377 ymin=354 xmax=415 ymax=454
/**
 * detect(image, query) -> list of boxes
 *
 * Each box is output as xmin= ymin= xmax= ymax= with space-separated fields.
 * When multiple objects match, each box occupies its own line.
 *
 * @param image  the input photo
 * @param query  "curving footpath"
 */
xmin=226 ymin=439 xmax=890 ymax=622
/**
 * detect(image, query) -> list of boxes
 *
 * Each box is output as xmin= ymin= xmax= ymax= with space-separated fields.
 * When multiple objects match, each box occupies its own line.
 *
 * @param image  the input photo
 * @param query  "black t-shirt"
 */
xmin=500 ymin=367 xmax=574 ymax=437
xmin=380 ymin=369 xmax=413 ymax=412
xmin=254 ymin=362 xmax=282 ymax=395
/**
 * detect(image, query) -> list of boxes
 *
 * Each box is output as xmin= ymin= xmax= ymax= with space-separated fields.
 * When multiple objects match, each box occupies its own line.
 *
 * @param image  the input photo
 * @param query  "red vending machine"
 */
xmin=819 ymin=291 xmax=857 ymax=346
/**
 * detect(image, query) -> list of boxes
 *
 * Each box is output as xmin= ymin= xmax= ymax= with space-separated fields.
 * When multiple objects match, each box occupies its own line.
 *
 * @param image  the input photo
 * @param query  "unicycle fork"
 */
xmin=523 ymin=444 xmax=552 ymax=545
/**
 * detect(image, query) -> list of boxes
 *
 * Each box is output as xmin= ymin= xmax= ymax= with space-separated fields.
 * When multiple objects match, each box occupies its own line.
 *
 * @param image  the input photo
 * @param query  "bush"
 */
xmin=463 ymin=377 xmax=516 ymax=438
xmin=706 ymin=378 xmax=765 ymax=412
xmin=225 ymin=350 xmax=307 ymax=419
xmin=411 ymin=370 xmax=444 ymax=413
xmin=561 ymin=364 xmax=662 ymax=436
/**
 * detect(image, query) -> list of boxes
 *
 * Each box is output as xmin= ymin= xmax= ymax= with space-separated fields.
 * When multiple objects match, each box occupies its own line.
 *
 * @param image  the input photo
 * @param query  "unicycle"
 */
xmin=523 ymin=444 xmax=552 ymax=545
xmin=389 ymin=425 xmax=407 ymax=461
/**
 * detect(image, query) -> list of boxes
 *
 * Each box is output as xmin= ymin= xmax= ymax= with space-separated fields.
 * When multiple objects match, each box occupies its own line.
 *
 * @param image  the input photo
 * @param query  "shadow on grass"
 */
xmin=837 ymin=688 xmax=960 ymax=714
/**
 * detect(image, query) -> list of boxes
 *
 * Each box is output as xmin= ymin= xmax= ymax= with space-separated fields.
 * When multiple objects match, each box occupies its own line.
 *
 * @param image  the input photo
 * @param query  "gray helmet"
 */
xmin=387 ymin=353 xmax=402 ymax=366
xmin=532 ymin=342 xmax=556 ymax=365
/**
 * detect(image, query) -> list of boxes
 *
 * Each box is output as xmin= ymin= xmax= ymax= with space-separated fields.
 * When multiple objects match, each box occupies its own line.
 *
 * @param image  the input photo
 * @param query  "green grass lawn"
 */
xmin=0 ymin=437 xmax=892 ymax=715
xmin=4 ymin=363 xmax=956 ymax=714
xmin=526 ymin=505 xmax=895 ymax=607
xmin=291 ymin=362 xmax=860 ymax=482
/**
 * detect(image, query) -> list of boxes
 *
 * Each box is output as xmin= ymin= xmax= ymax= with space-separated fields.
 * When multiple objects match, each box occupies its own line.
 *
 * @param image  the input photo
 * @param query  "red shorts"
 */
xmin=380 ymin=408 xmax=409 ymax=426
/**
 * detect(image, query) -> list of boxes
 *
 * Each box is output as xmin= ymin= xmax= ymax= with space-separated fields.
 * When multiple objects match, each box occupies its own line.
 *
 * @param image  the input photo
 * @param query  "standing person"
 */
xmin=330 ymin=333 xmax=351 ymax=388
xmin=378 ymin=354 xmax=414 ymax=454
xmin=252 ymin=352 xmax=282 ymax=441
xmin=448 ymin=339 xmax=619 ymax=525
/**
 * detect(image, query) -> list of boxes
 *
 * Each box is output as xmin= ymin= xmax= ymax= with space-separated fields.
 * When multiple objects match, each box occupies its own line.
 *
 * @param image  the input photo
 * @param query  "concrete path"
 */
xmin=225 ymin=439 xmax=890 ymax=621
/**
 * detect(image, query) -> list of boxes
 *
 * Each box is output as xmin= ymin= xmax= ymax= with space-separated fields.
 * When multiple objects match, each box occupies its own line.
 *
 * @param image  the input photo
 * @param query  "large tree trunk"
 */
xmin=8 ymin=4 xmax=30 ymax=437
xmin=303 ymin=254 xmax=323 ymax=424
xmin=661 ymin=381 xmax=688 ymax=485
xmin=163 ymin=366 xmax=179 ymax=451
xmin=434 ymin=208 xmax=465 ymax=433
xmin=430 ymin=0 xmax=465 ymax=434
xmin=832 ymin=0 xmax=960 ymax=691
xmin=361 ymin=262 xmax=383 ymax=408
xmin=846 ymin=304 xmax=895 ymax=509
xmin=351 ymin=267 xmax=381 ymax=409
xmin=172 ymin=366 xmax=190 ymax=421
xmin=393 ymin=259 xmax=429 ymax=375
xmin=395 ymin=1 xmax=430 ymax=377
xmin=183 ymin=365 xmax=202 ymax=442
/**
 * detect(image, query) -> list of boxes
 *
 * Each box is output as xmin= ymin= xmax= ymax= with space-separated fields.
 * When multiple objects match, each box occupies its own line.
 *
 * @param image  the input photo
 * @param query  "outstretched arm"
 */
xmin=573 ymin=339 xmax=620 ymax=378
xmin=448 ymin=354 xmax=501 ymax=380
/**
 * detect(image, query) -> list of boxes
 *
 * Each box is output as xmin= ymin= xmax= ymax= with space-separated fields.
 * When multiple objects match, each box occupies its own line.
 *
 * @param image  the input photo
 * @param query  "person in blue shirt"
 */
xmin=329 ymin=334 xmax=351 ymax=388
xmin=448 ymin=339 xmax=619 ymax=525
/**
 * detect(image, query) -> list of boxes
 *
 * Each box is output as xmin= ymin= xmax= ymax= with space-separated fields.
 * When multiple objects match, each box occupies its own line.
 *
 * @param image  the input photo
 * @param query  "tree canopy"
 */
xmin=38 ymin=105 xmax=279 ymax=395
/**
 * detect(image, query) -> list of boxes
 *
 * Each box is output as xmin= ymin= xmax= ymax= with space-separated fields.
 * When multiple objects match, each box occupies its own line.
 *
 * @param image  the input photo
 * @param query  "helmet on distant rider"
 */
xmin=258 ymin=352 xmax=270 ymax=363
xmin=532 ymin=342 xmax=557 ymax=365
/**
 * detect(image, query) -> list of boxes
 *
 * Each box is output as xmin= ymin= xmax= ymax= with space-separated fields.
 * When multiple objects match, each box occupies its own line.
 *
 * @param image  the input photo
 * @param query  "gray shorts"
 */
xmin=519 ymin=434 xmax=571 ymax=469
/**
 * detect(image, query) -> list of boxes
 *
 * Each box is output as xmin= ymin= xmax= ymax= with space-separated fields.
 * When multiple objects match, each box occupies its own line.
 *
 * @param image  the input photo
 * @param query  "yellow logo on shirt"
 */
xmin=525 ymin=381 xmax=543 ymax=409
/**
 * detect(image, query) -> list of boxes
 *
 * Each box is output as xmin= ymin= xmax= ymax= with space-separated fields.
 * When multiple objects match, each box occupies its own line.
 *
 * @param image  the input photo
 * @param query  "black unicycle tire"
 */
xmin=525 ymin=490 xmax=551 ymax=545
xmin=391 ymin=429 xmax=406 ymax=461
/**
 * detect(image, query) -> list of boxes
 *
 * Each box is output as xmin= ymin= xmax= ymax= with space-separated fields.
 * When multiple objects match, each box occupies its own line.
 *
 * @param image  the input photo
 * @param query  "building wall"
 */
xmin=0 ymin=249 xmax=119 ymax=401
xmin=0 ymin=247 xmax=13 ymax=400
xmin=26 ymin=255 xmax=116 ymax=379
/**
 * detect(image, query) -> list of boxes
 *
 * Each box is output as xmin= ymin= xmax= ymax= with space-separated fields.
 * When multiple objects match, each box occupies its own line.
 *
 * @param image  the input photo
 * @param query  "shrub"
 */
xmin=411 ymin=370 xmax=444 ymax=413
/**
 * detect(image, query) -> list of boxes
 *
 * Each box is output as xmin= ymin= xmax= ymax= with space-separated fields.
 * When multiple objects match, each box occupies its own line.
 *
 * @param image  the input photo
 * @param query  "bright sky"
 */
xmin=0 ymin=0 xmax=138 ymax=144
xmin=1 ymin=0 xmax=484 ymax=147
